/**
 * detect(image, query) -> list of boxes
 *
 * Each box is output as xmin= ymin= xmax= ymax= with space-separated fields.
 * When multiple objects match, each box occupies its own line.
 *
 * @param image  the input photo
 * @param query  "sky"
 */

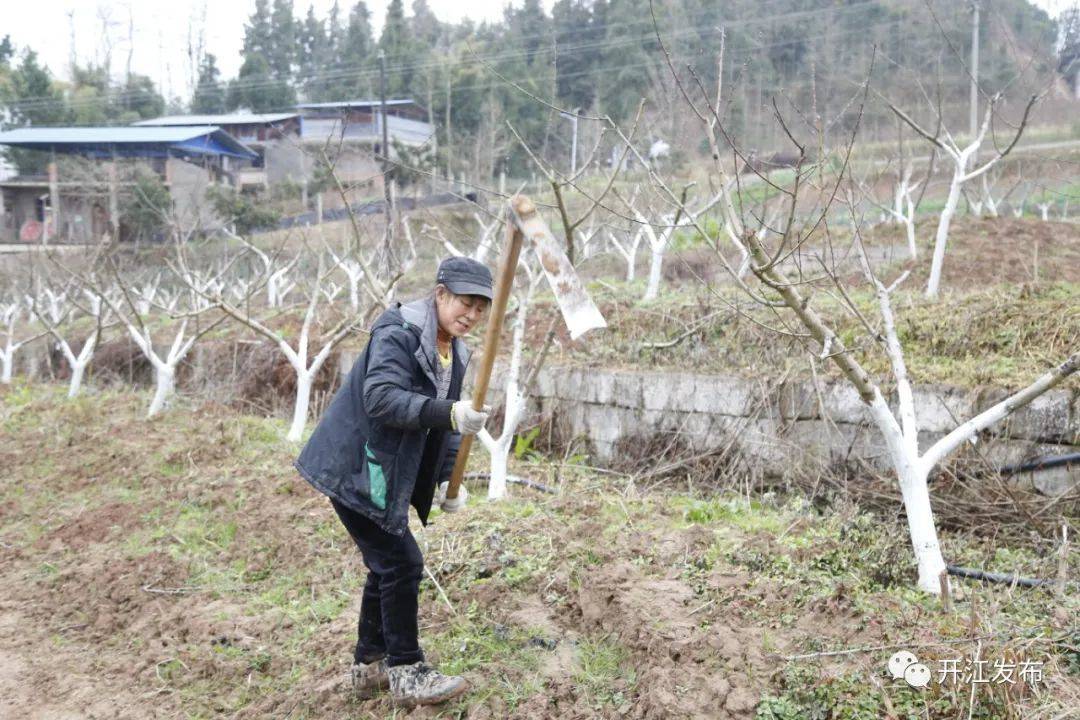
xmin=0 ymin=0 xmax=1068 ymax=104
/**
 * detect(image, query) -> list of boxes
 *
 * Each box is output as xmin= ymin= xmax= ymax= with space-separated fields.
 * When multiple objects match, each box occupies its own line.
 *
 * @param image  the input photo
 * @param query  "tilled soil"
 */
xmin=2 ymin=386 xmax=1073 ymax=718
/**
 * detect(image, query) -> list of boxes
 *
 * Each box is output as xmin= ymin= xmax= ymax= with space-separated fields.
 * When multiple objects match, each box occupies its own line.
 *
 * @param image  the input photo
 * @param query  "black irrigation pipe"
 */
xmin=946 ymin=565 xmax=1059 ymax=589
xmin=940 ymin=452 xmax=1080 ymax=484
xmin=998 ymin=452 xmax=1080 ymax=476
xmin=462 ymin=471 xmax=557 ymax=494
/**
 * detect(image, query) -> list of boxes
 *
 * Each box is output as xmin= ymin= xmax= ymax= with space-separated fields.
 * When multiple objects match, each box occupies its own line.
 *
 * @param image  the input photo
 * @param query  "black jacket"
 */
xmin=294 ymin=298 xmax=471 ymax=535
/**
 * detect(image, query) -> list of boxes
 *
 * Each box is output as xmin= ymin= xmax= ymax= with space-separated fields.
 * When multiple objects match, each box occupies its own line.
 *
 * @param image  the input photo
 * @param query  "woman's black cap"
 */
xmin=436 ymin=256 xmax=494 ymax=300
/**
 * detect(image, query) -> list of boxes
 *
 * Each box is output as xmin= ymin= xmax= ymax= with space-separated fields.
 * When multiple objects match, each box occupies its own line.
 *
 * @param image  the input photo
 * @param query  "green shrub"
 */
xmin=206 ymin=185 xmax=281 ymax=234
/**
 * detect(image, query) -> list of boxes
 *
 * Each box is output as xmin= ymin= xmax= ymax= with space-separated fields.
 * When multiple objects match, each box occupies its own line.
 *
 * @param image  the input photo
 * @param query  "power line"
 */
xmin=9 ymin=18 xmax=914 ymax=126
xmin=5 ymin=1 xmax=894 ymax=112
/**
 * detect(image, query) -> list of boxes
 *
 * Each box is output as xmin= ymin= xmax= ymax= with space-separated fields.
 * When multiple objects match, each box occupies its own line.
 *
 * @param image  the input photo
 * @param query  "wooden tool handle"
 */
xmin=444 ymin=198 xmax=529 ymax=499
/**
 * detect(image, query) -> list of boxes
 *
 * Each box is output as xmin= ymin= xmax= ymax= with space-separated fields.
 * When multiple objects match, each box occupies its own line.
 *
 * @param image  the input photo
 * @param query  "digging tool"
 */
xmin=444 ymin=195 xmax=606 ymax=500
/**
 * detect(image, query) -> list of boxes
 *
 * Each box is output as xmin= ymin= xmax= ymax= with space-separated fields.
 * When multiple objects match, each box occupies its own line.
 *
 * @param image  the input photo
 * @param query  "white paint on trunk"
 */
xmin=148 ymin=364 xmax=175 ymax=417
xmin=644 ymin=244 xmax=665 ymax=301
xmin=1 ymin=304 xmax=22 ymax=384
xmin=213 ymin=258 xmax=359 ymax=442
xmin=607 ymin=228 xmax=643 ymax=281
xmin=628 ymin=190 xmax=725 ymax=302
xmin=58 ymin=333 xmax=98 ymax=398
xmin=477 ymin=265 xmax=540 ymax=500
xmin=287 ymin=371 xmax=314 ymax=442
xmin=899 ymin=464 xmax=947 ymax=591
xmin=926 ymin=168 xmax=964 ymax=298
xmin=67 ymin=361 xmax=87 ymax=398
xmin=32 ymin=292 xmax=104 ymax=398
xmin=921 ymin=101 xmax=1015 ymax=298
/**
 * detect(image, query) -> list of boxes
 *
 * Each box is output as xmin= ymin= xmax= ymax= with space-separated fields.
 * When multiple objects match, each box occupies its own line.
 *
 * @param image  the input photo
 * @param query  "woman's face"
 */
xmin=435 ymin=286 xmax=490 ymax=338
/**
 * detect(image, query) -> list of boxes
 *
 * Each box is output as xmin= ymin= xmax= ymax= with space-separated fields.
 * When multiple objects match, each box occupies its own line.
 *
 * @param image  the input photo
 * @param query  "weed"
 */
xmin=574 ymin=636 xmax=636 ymax=706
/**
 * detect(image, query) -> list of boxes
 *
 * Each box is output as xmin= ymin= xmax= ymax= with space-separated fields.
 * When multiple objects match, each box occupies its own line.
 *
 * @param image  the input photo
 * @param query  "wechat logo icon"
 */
xmin=888 ymin=650 xmax=932 ymax=688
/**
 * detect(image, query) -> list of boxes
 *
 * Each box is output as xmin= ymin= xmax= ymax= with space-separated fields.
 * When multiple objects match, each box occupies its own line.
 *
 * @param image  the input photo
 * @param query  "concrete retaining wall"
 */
xmin=524 ymin=365 xmax=1079 ymax=496
xmin=11 ymin=338 xmax=1078 ymax=495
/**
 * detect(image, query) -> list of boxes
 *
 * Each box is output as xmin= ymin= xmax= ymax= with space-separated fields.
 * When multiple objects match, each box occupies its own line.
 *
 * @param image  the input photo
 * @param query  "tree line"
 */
xmin=0 ymin=0 xmax=1070 ymax=178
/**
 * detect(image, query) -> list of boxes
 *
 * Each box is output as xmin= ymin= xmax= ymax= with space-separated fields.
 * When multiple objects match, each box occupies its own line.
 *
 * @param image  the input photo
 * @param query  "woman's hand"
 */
xmin=451 ymin=401 xmax=491 ymax=434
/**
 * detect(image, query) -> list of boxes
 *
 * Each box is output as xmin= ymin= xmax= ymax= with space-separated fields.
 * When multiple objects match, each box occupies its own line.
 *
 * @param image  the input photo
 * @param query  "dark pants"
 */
xmin=331 ymin=499 xmax=425 ymax=667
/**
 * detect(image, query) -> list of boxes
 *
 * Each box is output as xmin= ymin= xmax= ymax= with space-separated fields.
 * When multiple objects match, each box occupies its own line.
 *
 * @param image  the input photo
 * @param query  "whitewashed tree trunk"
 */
xmin=862 ymin=389 xmax=945 ymax=592
xmin=981 ymin=175 xmax=999 ymax=218
xmin=31 ymin=292 xmax=105 ymax=397
xmin=288 ymin=369 xmax=314 ymax=442
xmin=147 ymin=362 xmax=175 ymax=417
xmin=486 ymin=448 xmax=510 ymax=500
xmin=1 ymin=305 xmax=21 ymax=384
xmin=607 ymin=229 xmax=643 ymax=281
xmin=344 ymin=261 xmax=364 ymax=310
xmin=890 ymin=96 xmax=1034 ymax=298
xmin=207 ymin=255 xmax=361 ymax=441
xmin=477 ymin=266 xmax=540 ymax=499
xmin=67 ymin=360 xmax=88 ymax=397
xmin=98 ymin=269 xmax=224 ymax=417
xmin=739 ymin=223 xmax=1078 ymax=593
xmin=927 ymin=169 xmax=964 ymax=298
xmin=58 ymin=332 xmax=99 ymax=398
xmin=903 ymin=215 xmax=917 ymax=259
xmin=135 ymin=275 xmax=161 ymax=315
xmin=0 ymin=307 xmax=47 ymax=384
xmin=644 ymin=243 xmax=666 ymax=301
xmin=1037 ymin=203 xmax=1051 ymax=221
xmin=472 ymin=213 xmax=497 ymax=263
xmin=630 ymin=191 xmax=724 ymax=302
xmin=898 ymin=465 xmax=945 ymax=590
xmin=119 ymin=318 xmax=206 ymax=418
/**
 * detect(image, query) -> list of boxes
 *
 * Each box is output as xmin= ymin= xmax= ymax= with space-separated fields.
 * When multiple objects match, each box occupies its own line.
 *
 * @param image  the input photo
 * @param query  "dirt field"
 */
xmin=1 ymin=384 xmax=1076 ymax=719
xmin=863 ymin=216 xmax=1080 ymax=288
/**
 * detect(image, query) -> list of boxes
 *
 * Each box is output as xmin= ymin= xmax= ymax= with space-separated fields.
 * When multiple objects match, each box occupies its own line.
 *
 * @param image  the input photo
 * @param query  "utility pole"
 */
xmin=378 ymin=50 xmax=395 ymax=275
xmin=445 ymin=71 xmax=452 ymax=181
xmin=560 ymin=109 xmax=580 ymax=174
xmin=969 ymin=1 xmax=980 ymax=138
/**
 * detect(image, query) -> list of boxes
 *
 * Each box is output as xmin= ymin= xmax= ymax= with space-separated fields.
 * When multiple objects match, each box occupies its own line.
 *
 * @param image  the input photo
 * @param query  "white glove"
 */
xmin=435 ymin=481 xmax=468 ymax=513
xmin=451 ymin=401 xmax=491 ymax=435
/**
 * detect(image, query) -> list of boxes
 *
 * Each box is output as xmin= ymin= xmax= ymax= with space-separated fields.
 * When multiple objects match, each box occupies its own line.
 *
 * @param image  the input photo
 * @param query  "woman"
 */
xmin=295 ymin=256 xmax=493 ymax=708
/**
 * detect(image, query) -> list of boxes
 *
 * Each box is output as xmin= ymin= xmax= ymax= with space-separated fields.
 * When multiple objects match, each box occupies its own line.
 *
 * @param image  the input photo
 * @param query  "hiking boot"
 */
xmin=387 ymin=661 xmax=468 ymax=707
xmin=350 ymin=657 xmax=390 ymax=698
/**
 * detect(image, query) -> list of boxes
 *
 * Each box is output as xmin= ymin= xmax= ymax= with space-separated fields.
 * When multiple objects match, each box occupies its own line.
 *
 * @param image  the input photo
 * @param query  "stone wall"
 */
xmin=10 ymin=339 xmax=1078 ymax=495
xmin=525 ymin=365 xmax=1079 ymax=496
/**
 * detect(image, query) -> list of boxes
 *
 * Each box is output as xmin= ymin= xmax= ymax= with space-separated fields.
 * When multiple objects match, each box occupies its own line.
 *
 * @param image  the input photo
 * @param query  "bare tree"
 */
xmin=98 ymin=262 xmax=226 ymax=417
xmin=632 ymin=23 xmax=1077 ymax=593
xmin=856 ymin=161 xmax=921 ymax=259
xmin=887 ymin=93 xmax=1038 ymax=297
xmin=0 ymin=298 xmax=46 ymax=384
xmin=476 ymin=260 xmax=545 ymax=500
xmin=184 ymin=247 xmax=367 ymax=441
xmin=29 ymin=283 xmax=110 ymax=399
xmin=607 ymin=224 xmax=646 ymax=281
xmin=624 ymin=185 xmax=724 ymax=301
xmin=226 ymin=231 xmax=305 ymax=309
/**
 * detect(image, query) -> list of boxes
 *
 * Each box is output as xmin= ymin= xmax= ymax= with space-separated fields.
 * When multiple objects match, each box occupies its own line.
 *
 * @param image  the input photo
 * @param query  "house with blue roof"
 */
xmin=133 ymin=100 xmax=434 ymax=210
xmin=0 ymin=125 xmax=257 ymax=244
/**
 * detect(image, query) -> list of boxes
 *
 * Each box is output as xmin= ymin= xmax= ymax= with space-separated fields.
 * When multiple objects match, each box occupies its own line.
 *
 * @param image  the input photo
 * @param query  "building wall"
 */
xmin=264 ymin=140 xmax=310 ymax=186
xmin=0 ymin=188 xmax=41 ymax=242
xmin=0 ymin=186 xmax=107 ymax=244
xmin=167 ymin=158 xmax=221 ymax=233
xmin=299 ymin=114 xmax=434 ymax=148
